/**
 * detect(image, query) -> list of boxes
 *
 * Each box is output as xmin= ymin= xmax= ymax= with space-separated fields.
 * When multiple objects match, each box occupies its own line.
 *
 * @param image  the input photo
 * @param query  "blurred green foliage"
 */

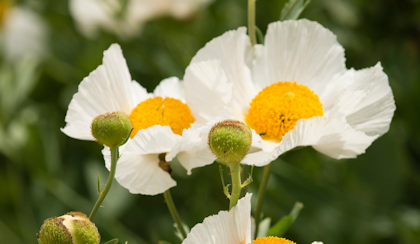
xmin=0 ymin=0 xmax=419 ymax=244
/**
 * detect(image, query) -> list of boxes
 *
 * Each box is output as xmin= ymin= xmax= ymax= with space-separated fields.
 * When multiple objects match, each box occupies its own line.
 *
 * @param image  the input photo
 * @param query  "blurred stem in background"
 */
xmin=254 ymin=161 xmax=273 ymax=236
xmin=89 ymin=146 xmax=119 ymax=220
xmin=248 ymin=0 xmax=257 ymax=46
xmin=163 ymin=190 xmax=187 ymax=240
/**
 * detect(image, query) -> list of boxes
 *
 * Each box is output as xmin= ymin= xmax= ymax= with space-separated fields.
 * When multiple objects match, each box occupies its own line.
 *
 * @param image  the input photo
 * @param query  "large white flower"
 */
xmin=182 ymin=193 xmax=322 ymax=244
xmin=69 ymin=0 xmax=213 ymax=39
xmin=62 ymin=44 xmax=214 ymax=195
xmin=183 ymin=19 xmax=396 ymax=167
xmin=0 ymin=5 xmax=47 ymax=62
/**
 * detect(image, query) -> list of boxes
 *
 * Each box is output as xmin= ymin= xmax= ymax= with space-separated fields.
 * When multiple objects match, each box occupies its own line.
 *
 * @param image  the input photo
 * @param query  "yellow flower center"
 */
xmin=129 ymin=97 xmax=195 ymax=138
xmin=251 ymin=237 xmax=296 ymax=244
xmin=245 ymin=81 xmax=323 ymax=142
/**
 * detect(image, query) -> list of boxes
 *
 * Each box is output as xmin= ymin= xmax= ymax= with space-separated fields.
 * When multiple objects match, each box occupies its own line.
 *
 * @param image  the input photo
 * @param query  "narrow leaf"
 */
xmin=280 ymin=0 xmax=311 ymax=21
xmin=268 ymin=202 xmax=303 ymax=237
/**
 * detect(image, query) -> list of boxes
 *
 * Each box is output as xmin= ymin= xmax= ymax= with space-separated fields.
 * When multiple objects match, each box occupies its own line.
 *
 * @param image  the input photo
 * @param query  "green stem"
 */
xmin=89 ymin=147 xmax=119 ymax=220
xmin=248 ymin=0 xmax=257 ymax=46
xmin=229 ymin=163 xmax=242 ymax=210
xmin=163 ymin=190 xmax=187 ymax=240
xmin=254 ymin=161 xmax=273 ymax=235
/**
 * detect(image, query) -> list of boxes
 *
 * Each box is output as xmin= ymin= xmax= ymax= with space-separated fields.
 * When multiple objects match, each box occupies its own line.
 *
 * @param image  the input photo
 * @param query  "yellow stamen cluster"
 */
xmin=129 ymin=97 xmax=195 ymax=138
xmin=246 ymin=81 xmax=323 ymax=142
xmin=251 ymin=237 xmax=296 ymax=244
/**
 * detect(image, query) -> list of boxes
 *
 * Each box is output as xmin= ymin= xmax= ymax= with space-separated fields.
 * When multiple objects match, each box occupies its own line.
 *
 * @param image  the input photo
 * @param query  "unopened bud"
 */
xmin=208 ymin=120 xmax=252 ymax=164
xmin=37 ymin=212 xmax=100 ymax=244
xmin=91 ymin=112 xmax=132 ymax=147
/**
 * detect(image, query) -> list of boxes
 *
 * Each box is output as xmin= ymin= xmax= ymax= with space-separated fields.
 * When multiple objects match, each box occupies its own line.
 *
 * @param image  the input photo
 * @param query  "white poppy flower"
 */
xmin=62 ymin=44 xmax=214 ymax=195
xmin=69 ymin=0 xmax=213 ymax=39
xmin=183 ymin=19 xmax=396 ymax=167
xmin=0 ymin=6 xmax=47 ymax=62
xmin=182 ymin=193 xmax=322 ymax=244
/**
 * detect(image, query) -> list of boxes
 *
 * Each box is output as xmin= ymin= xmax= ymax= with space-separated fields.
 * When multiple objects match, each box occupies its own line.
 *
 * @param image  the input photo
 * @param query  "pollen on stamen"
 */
xmin=251 ymin=237 xmax=296 ymax=244
xmin=245 ymin=81 xmax=323 ymax=142
xmin=129 ymin=97 xmax=195 ymax=138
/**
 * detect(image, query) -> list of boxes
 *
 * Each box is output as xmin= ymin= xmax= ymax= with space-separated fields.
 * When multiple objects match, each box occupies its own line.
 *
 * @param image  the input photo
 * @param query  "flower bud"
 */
xmin=208 ymin=120 xmax=252 ymax=164
xmin=37 ymin=212 xmax=100 ymax=244
xmin=91 ymin=112 xmax=132 ymax=147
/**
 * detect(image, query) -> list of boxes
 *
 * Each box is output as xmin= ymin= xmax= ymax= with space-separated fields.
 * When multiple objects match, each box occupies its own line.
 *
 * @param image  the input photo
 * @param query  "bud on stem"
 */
xmin=208 ymin=120 xmax=252 ymax=165
xmin=91 ymin=112 xmax=132 ymax=147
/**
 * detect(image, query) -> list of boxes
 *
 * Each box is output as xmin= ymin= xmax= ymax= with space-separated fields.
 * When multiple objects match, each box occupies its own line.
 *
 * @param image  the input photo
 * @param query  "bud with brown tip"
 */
xmin=37 ymin=212 xmax=100 ymax=244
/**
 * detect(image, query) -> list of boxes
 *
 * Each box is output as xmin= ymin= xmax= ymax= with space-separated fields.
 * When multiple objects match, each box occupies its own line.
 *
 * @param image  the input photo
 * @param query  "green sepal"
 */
xmin=280 ymin=0 xmax=311 ymax=21
xmin=268 ymin=202 xmax=303 ymax=237
xmin=103 ymin=238 xmax=119 ymax=244
xmin=256 ymin=217 xmax=271 ymax=238
xmin=255 ymin=26 xmax=265 ymax=45
xmin=158 ymin=241 xmax=173 ymax=244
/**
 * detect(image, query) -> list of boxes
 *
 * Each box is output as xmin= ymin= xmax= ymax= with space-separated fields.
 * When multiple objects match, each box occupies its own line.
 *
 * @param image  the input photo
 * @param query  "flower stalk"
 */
xmin=89 ymin=146 xmax=118 ymax=220
xmin=228 ymin=163 xmax=242 ymax=209
xmin=254 ymin=160 xmax=273 ymax=235
xmin=163 ymin=190 xmax=187 ymax=240
xmin=248 ymin=0 xmax=257 ymax=46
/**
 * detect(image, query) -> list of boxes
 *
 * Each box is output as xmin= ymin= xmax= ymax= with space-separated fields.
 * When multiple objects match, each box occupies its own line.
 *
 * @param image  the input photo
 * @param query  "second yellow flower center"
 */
xmin=245 ymin=82 xmax=323 ymax=142
xmin=251 ymin=237 xmax=296 ymax=244
xmin=129 ymin=97 xmax=195 ymax=138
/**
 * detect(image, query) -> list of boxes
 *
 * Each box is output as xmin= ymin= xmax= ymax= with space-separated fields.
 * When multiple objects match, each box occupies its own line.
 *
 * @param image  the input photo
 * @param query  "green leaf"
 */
xmin=103 ymin=238 xmax=119 ymax=244
xmin=280 ymin=0 xmax=311 ymax=21
xmin=268 ymin=202 xmax=303 ymax=237
xmin=256 ymin=217 xmax=271 ymax=238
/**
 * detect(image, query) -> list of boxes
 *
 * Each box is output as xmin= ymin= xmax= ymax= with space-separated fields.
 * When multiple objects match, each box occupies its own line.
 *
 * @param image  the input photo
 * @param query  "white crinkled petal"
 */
xmin=253 ymin=19 xmax=346 ymax=102
xmin=61 ymin=44 xmax=141 ymax=140
xmin=311 ymin=242 xmax=324 ymax=244
xmin=284 ymin=116 xmax=377 ymax=159
xmin=166 ymin=127 xmax=216 ymax=175
xmin=182 ymin=193 xmax=252 ymax=244
xmin=153 ymin=77 xmax=186 ymax=102
xmin=103 ymin=125 xmax=181 ymax=195
xmin=327 ymin=63 xmax=395 ymax=137
xmin=131 ymin=80 xmax=152 ymax=106
xmin=243 ymin=116 xmax=377 ymax=165
xmin=103 ymin=147 xmax=176 ymax=195
xmin=184 ymin=60 xmax=233 ymax=123
xmin=126 ymin=125 xmax=182 ymax=155
xmin=189 ymin=27 xmax=258 ymax=114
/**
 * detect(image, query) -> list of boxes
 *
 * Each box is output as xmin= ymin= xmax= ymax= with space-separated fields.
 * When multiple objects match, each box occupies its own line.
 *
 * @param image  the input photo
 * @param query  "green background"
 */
xmin=0 ymin=0 xmax=419 ymax=243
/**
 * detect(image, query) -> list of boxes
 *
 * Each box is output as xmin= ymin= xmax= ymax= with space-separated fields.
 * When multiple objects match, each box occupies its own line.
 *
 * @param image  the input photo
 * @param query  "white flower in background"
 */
xmin=62 ymin=44 xmax=214 ymax=195
xmin=183 ymin=19 xmax=396 ymax=167
xmin=182 ymin=193 xmax=322 ymax=244
xmin=0 ymin=5 xmax=47 ymax=62
xmin=69 ymin=0 xmax=213 ymax=39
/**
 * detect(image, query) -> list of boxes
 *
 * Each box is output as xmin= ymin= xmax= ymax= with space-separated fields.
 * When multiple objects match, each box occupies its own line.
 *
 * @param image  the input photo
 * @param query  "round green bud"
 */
xmin=91 ymin=112 xmax=132 ymax=147
xmin=37 ymin=212 xmax=100 ymax=244
xmin=208 ymin=120 xmax=252 ymax=164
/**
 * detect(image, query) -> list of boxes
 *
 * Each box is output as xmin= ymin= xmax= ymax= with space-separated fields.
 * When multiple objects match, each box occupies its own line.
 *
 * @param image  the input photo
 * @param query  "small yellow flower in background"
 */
xmin=181 ymin=193 xmax=322 ymax=244
xmin=69 ymin=0 xmax=213 ymax=39
xmin=62 ymin=44 xmax=215 ymax=195
xmin=183 ymin=19 xmax=396 ymax=167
